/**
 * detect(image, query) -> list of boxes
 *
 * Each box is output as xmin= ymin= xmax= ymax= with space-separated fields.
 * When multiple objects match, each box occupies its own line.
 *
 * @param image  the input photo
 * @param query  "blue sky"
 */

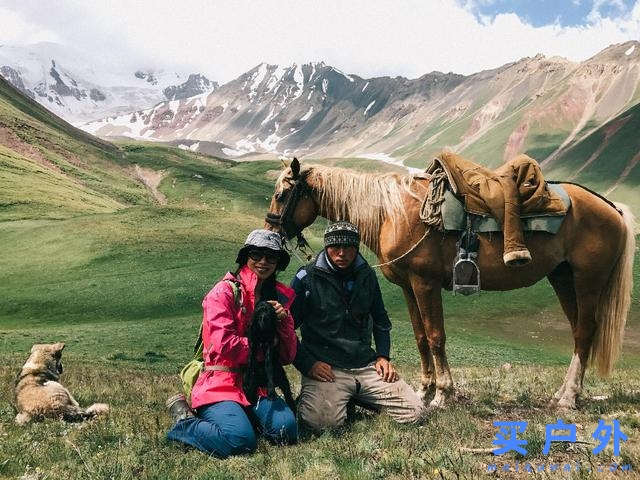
xmin=463 ymin=0 xmax=638 ymax=27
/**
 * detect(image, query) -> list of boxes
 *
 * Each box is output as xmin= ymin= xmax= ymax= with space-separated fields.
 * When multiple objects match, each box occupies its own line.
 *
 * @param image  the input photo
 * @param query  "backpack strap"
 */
xmin=192 ymin=277 xmax=243 ymax=357
xmin=225 ymin=279 xmax=243 ymax=307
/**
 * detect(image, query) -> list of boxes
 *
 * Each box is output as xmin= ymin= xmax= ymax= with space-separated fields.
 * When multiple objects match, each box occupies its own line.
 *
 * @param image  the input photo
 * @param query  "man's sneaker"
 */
xmin=166 ymin=393 xmax=194 ymax=424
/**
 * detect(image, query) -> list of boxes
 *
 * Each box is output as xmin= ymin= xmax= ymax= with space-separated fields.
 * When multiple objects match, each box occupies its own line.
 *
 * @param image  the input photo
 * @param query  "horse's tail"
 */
xmin=591 ymin=203 xmax=636 ymax=376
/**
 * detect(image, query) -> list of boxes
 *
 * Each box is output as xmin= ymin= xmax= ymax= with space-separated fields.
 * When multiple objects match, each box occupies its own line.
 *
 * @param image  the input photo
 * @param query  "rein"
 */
xmin=369 ymin=228 xmax=430 ymax=268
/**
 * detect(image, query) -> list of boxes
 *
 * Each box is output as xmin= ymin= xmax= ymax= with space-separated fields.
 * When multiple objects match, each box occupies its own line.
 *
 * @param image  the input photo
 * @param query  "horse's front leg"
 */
xmin=410 ymin=276 xmax=453 ymax=407
xmin=402 ymin=287 xmax=435 ymax=400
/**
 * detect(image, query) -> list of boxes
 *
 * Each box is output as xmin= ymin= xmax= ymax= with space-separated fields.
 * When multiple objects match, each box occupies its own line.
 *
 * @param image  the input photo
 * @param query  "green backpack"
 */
xmin=180 ymin=279 xmax=242 ymax=398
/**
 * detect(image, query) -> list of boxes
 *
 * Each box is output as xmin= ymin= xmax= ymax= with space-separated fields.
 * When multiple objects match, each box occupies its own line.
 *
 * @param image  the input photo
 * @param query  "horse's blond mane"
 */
xmin=304 ymin=164 xmax=420 ymax=253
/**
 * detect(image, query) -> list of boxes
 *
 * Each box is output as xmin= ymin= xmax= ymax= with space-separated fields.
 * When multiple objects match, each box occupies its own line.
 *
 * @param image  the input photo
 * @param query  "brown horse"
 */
xmin=266 ymin=158 xmax=635 ymax=409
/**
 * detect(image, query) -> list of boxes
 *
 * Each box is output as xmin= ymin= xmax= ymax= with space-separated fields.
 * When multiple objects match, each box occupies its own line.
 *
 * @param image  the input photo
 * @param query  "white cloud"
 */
xmin=0 ymin=6 xmax=60 ymax=44
xmin=0 ymin=0 xmax=638 ymax=83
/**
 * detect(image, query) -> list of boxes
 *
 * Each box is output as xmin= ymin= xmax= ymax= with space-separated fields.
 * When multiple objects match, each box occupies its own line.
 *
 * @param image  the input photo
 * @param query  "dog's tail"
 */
xmin=85 ymin=403 xmax=110 ymax=417
xmin=15 ymin=412 xmax=32 ymax=425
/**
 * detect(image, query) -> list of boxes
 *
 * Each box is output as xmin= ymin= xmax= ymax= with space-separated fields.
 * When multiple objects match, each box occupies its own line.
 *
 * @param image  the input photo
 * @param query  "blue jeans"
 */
xmin=167 ymin=396 xmax=297 ymax=457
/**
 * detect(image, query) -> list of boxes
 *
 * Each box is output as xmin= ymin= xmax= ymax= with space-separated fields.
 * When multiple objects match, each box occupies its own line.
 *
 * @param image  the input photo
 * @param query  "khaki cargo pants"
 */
xmin=297 ymin=363 xmax=426 ymax=431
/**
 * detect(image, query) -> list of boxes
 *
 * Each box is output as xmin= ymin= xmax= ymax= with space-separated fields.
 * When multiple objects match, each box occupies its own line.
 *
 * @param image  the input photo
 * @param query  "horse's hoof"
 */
xmin=428 ymin=390 xmax=450 ymax=408
xmin=418 ymin=384 xmax=435 ymax=402
xmin=551 ymin=384 xmax=566 ymax=403
xmin=555 ymin=397 xmax=577 ymax=410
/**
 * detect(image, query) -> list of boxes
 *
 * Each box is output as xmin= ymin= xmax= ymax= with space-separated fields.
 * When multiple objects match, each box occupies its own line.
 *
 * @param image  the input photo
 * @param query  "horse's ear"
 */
xmin=291 ymin=157 xmax=300 ymax=179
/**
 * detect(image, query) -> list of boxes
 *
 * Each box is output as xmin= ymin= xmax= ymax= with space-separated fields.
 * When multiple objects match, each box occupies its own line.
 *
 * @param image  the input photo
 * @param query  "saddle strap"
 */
xmin=204 ymin=365 xmax=242 ymax=373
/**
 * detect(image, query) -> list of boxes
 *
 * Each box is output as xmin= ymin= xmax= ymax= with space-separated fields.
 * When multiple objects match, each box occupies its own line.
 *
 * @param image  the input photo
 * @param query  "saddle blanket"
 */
xmin=441 ymin=183 xmax=571 ymax=233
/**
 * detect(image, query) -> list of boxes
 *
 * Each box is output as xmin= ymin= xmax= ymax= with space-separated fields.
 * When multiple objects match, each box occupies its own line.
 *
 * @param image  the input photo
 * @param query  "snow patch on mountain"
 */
xmin=261 ymin=107 xmax=276 ymax=126
xmin=261 ymin=123 xmax=283 ymax=150
xmin=221 ymin=147 xmax=246 ymax=157
xmin=332 ymin=66 xmax=354 ymax=82
xmin=301 ymin=106 xmax=314 ymax=121
xmin=364 ymin=100 xmax=376 ymax=116
xmin=626 ymin=45 xmax=636 ymax=56
xmin=293 ymin=65 xmax=304 ymax=98
xmin=178 ymin=142 xmax=200 ymax=152
xmin=250 ymin=63 xmax=269 ymax=90
xmin=265 ymin=66 xmax=287 ymax=93
xmin=356 ymin=153 xmax=423 ymax=174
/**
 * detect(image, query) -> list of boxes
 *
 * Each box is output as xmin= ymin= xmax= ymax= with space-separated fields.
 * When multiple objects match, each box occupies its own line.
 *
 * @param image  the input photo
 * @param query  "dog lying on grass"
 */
xmin=14 ymin=343 xmax=109 ymax=425
xmin=243 ymin=301 xmax=296 ymax=411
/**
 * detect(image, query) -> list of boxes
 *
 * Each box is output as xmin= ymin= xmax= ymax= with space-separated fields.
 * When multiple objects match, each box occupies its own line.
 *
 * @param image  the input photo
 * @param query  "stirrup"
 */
xmin=453 ymin=250 xmax=480 ymax=296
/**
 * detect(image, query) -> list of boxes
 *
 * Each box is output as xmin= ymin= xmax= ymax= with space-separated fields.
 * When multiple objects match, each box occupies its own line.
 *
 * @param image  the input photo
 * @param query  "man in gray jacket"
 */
xmin=290 ymin=221 xmax=425 ymax=430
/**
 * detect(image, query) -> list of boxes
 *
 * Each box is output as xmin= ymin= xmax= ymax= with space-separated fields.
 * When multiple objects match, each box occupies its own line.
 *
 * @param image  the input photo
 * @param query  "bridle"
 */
xmin=265 ymin=171 xmax=314 ymax=258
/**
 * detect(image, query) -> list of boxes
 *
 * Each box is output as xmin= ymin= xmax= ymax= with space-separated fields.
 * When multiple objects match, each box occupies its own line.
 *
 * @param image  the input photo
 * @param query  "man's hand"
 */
xmin=267 ymin=300 xmax=287 ymax=321
xmin=375 ymin=357 xmax=399 ymax=383
xmin=309 ymin=361 xmax=335 ymax=382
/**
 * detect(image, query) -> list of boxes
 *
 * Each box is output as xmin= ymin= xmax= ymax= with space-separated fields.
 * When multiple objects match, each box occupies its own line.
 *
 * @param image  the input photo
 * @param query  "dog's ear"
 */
xmin=52 ymin=343 xmax=65 ymax=353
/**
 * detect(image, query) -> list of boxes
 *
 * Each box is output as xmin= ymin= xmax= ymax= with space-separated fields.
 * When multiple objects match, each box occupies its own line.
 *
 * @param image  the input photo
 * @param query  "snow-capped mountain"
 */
xmin=0 ymin=42 xmax=218 ymax=123
xmin=82 ymin=41 xmax=640 ymax=168
xmin=83 ymin=61 xmax=463 ymax=157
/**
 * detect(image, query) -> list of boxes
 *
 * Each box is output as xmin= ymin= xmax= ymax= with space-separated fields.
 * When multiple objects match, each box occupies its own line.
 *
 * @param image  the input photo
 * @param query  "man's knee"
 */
xmin=389 ymin=391 xmax=427 ymax=424
xmin=397 ymin=401 xmax=427 ymax=424
xmin=298 ymin=401 xmax=346 ymax=431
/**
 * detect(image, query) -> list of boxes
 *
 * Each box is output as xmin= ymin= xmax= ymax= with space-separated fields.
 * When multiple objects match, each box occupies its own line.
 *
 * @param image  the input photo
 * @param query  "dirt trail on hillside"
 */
xmin=567 ymin=115 xmax=631 ymax=181
xmin=134 ymin=165 xmax=167 ymax=205
xmin=606 ymin=150 xmax=640 ymax=195
xmin=0 ymin=126 xmax=64 ymax=174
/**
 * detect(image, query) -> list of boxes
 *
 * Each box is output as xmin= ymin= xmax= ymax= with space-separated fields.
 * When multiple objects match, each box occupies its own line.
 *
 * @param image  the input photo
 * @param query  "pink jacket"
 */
xmin=190 ymin=265 xmax=297 ymax=409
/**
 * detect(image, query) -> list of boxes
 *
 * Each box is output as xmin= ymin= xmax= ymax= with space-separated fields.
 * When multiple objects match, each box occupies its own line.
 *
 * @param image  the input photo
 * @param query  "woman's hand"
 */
xmin=266 ymin=300 xmax=288 ymax=321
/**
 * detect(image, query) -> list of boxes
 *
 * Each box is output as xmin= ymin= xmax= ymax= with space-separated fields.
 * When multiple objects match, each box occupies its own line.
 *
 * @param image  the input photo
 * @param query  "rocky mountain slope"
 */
xmin=83 ymin=42 xmax=639 ymax=173
xmin=83 ymin=61 xmax=464 ymax=156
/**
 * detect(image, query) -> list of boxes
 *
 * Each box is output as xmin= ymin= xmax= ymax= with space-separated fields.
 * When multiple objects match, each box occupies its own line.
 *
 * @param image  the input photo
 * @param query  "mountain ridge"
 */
xmin=80 ymin=41 xmax=639 ymax=170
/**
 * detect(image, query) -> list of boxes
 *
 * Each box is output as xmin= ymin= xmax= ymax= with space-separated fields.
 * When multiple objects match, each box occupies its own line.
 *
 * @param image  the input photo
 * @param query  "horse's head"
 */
xmin=265 ymin=157 xmax=318 ymax=239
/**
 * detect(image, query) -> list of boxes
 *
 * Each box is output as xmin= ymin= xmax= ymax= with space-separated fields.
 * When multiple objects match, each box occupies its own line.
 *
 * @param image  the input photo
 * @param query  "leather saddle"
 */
xmin=427 ymin=152 xmax=570 ymax=234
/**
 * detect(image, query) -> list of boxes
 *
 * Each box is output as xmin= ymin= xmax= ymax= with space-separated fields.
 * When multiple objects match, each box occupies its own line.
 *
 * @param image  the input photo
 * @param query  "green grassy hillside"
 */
xmin=0 ymin=76 xmax=149 ymax=220
xmin=546 ymin=102 xmax=640 ymax=213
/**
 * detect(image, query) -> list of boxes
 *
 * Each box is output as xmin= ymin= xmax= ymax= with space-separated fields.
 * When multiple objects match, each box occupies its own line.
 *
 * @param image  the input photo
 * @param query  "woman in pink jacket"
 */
xmin=166 ymin=229 xmax=298 ymax=457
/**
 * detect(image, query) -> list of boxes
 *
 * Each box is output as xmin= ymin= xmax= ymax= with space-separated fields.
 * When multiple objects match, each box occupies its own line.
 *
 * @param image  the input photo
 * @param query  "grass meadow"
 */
xmin=1 ymin=145 xmax=639 ymax=479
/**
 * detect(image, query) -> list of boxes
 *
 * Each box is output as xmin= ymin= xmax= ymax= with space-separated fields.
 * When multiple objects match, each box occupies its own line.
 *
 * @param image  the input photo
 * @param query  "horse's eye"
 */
xmin=276 ymin=190 xmax=289 ymax=202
